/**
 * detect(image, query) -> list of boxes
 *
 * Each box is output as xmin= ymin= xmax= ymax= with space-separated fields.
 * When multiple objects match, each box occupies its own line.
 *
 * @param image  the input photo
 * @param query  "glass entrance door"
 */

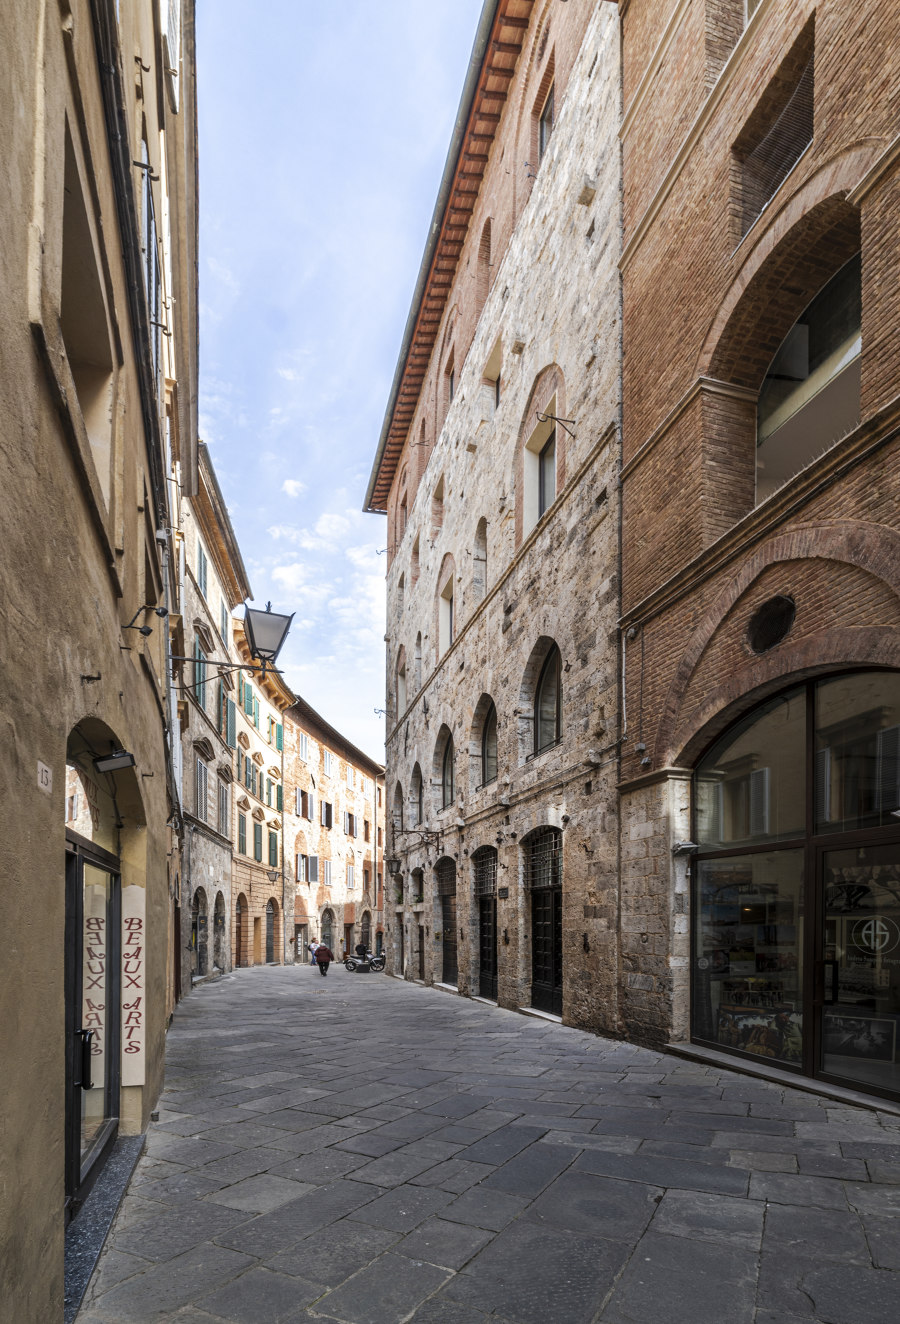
xmin=820 ymin=841 xmax=900 ymax=1095
xmin=65 ymin=841 xmax=121 ymax=1218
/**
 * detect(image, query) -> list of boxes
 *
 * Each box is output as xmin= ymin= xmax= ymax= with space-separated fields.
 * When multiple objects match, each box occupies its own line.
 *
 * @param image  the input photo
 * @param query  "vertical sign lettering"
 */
xmin=121 ymin=886 xmax=146 ymax=1085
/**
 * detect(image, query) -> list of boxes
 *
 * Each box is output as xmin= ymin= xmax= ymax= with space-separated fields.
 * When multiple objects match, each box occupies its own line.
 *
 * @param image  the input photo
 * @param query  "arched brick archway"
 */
xmin=657 ymin=520 xmax=900 ymax=766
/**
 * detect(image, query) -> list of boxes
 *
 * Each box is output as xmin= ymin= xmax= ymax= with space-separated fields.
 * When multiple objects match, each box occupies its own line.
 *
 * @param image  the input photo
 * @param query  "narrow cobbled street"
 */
xmin=78 ymin=967 xmax=900 ymax=1324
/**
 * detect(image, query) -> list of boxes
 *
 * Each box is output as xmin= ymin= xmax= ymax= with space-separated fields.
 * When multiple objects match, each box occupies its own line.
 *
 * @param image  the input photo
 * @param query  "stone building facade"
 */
xmin=284 ymin=700 xmax=385 ymax=961
xmin=177 ymin=444 xmax=251 ymax=989
xmin=618 ymin=0 xmax=900 ymax=1103
xmin=231 ymin=623 xmax=293 ymax=967
xmin=365 ymin=0 xmax=623 ymax=1029
xmin=0 ymin=0 xmax=199 ymax=1312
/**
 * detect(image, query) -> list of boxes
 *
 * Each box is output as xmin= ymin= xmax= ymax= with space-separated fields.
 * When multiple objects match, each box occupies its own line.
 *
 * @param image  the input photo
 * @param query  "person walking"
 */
xmin=308 ymin=940 xmax=319 ymax=967
xmin=314 ymin=943 xmax=333 ymax=976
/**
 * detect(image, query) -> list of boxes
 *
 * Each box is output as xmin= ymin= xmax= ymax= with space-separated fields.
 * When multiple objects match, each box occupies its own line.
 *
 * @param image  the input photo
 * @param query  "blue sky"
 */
xmin=196 ymin=0 xmax=484 ymax=763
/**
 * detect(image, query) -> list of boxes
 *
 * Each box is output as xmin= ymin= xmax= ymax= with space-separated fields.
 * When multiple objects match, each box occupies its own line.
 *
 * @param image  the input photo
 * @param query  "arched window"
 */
xmin=396 ymin=648 xmax=407 ymax=717
xmin=535 ymin=646 xmax=561 ymax=753
xmin=476 ymin=220 xmax=491 ymax=313
xmin=482 ymin=702 xmax=498 ymax=786
xmin=392 ymin=781 xmax=404 ymax=832
xmin=442 ymin=736 xmax=455 ymax=808
xmin=410 ymin=763 xmax=423 ymax=826
xmin=692 ymin=671 xmax=900 ymax=1098
xmin=321 ymin=909 xmax=334 ymax=948
xmin=756 ymin=253 xmax=861 ymax=504
xmin=473 ymin=517 xmax=487 ymax=602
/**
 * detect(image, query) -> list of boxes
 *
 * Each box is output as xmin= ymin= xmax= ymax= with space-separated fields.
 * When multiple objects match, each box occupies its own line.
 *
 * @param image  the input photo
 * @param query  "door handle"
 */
xmin=823 ymin=959 xmax=839 ymax=1006
xmin=76 ymin=1029 xmax=95 ymax=1090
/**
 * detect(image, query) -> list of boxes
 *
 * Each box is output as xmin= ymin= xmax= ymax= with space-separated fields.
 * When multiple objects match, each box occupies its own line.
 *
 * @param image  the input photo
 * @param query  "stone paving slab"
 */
xmin=77 ymin=965 xmax=900 ymax=1323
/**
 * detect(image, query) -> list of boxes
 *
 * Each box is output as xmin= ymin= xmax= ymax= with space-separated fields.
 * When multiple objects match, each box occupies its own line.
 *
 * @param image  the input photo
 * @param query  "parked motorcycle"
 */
xmin=344 ymin=949 xmax=385 ymax=972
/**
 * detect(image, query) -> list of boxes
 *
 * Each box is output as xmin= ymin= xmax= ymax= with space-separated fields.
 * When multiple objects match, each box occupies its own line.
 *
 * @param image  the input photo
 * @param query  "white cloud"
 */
xmin=281 ymin=479 xmax=306 ymax=498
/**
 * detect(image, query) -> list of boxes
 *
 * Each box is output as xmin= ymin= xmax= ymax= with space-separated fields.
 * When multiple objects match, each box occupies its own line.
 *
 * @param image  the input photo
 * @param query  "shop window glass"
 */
xmin=815 ymin=672 xmax=900 ymax=833
xmin=693 ymin=851 xmax=804 ymax=1067
xmin=696 ymin=687 xmax=805 ymax=847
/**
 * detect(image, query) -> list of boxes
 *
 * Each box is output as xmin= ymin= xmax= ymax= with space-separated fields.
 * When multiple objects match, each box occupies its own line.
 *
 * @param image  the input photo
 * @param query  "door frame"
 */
xmin=64 ymin=830 xmax=122 ymax=1223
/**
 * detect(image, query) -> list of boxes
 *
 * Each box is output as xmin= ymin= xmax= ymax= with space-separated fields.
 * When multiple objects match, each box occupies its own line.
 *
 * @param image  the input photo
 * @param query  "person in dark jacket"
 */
xmin=315 ymin=943 xmax=333 ymax=976
xmin=355 ymin=942 xmax=368 ymax=960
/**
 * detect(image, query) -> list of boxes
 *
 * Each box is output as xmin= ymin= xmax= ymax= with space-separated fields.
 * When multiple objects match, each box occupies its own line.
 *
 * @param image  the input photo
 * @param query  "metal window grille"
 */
xmin=741 ymin=53 xmax=813 ymax=235
xmin=436 ymin=857 xmax=457 ymax=897
xmin=523 ymin=827 xmax=561 ymax=891
xmin=474 ymin=847 xmax=498 ymax=897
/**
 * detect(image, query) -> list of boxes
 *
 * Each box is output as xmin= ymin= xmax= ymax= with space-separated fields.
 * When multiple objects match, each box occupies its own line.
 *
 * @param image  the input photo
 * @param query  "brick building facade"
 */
xmin=284 ymin=701 xmax=385 ymax=962
xmin=368 ymin=0 xmax=900 ymax=1108
xmin=366 ymin=0 xmax=623 ymax=1028
xmin=619 ymin=0 xmax=900 ymax=1102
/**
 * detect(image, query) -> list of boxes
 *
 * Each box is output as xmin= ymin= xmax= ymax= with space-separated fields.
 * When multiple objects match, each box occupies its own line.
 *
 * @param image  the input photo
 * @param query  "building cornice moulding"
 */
xmin=620 ymin=377 xmax=756 ymax=482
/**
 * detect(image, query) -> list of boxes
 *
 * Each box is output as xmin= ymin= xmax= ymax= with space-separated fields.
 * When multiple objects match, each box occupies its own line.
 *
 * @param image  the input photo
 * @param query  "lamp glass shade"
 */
xmin=386 ymin=856 xmax=401 ymax=876
xmin=266 ymin=869 xmax=279 ymax=883
xmin=244 ymin=605 xmax=294 ymax=663
xmin=94 ymin=750 xmax=136 ymax=773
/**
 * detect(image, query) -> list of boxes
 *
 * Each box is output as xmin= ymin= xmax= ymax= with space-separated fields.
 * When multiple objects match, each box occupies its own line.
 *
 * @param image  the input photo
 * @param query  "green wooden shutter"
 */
xmin=253 ymin=696 xmax=260 ymax=728
xmin=226 ymin=698 xmax=236 ymax=748
xmin=238 ymin=673 xmax=244 ymax=706
xmin=268 ymin=831 xmax=278 ymax=867
xmin=275 ymin=723 xmax=283 ymax=751
xmin=276 ymin=784 xmax=283 ymax=812
xmin=254 ymin=822 xmax=262 ymax=861
xmin=238 ymin=813 xmax=246 ymax=854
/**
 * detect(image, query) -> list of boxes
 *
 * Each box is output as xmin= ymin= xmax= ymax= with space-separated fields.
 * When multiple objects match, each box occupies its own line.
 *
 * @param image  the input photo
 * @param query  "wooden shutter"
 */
xmin=309 ymin=855 xmax=319 ymax=883
xmin=277 ymin=784 xmax=283 ymax=812
xmin=254 ymin=822 xmax=262 ymax=861
xmin=226 ymin=698 xmax=236 ymax=749
xmin=276 ymin=723 xmax=283 ymax=752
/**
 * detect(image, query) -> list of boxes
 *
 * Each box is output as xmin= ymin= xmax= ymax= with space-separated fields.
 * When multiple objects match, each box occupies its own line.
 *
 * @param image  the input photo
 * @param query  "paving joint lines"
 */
xmin=77 ymin=965 xmax=900 ymax=1323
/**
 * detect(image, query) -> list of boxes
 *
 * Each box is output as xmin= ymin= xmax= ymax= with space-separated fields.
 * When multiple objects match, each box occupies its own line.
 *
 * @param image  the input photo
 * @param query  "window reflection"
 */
xmin=816 ymin=673 xmax=900 ymax=832
xmin=696 ymin=688 xmax=805 ymax=847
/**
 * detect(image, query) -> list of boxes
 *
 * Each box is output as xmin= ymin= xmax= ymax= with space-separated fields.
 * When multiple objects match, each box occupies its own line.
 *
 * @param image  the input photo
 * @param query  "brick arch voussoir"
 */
xmin=697 ymin=140 xmax=883 ymax=389
xmin=670 ymin=627 xmax=900 ymax=768
xmin=655 ymin=520 xmax=900 ymax=764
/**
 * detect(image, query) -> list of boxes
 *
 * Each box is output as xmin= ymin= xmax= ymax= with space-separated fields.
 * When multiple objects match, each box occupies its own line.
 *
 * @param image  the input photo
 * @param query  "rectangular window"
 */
xmin=266 ymin=778 xmax=272 ymax=807
xmin=539 ymin=84 xmax=554 ymax=159
xmin=364 ymin=819 xmax=371 ymax=843
xmin=364 ymin=867 xmax=370 ymax=892
xmin=296 ymin=853 xmax=307 ymax=882
xmin=267 ymin=716 xmax=274 ymax=743
xmin=275 ymin=723 xmax=283 ymax=752
xmin=377 ymin=826 xmax=383 ymax=848
xmin=323 ymin=749 xmax=332 ymax=776
xmin=238 ymin=813 xmax=246 ymax=855
xmin=295 ymin=787 xmax=302 ymax=815
xmin=253 ymin=821 xmax=263 ymax=862
xmin=268 ymin=831 xmax=278 ymax=868
xmin=308 ymin=855 xmax=319 ymax=884
xmin=193 ymin=636 xmax=207 ymax=709
xmin=218 ymin=781 xmax=230 ymax=836
xmin=244 ymin=681 xmax=254 ymax=716
xmin=197 ymin=542 xmax=208 ymax=599
xmin=321 ymin=801 xmax=333 ymax=829
xmin=196 ymin=759 xmax=208 ymax=822
xmin=225 ymin=698 xmax=236 ymax=749
xmin=323 ymin=859 xmax=332 ymax=887
xmin=220 ymin=600 xmax=229 ymax=645
xmin=377 ymin=786 xmax=382 ymax=807
xmin=300 ymin=732 xmax=309 ymax=761
xmin=347 ymin=766 xmax=355 ymax=789
xmin=346 ymin=863 xmax=355 ymax=889
xmin=736 ymin=40 xmax=814 ymax=237
xmin=253 ymin=696 xmax=260 ymax=729
xmin=538 ymin=429 xmax=556 ymax=516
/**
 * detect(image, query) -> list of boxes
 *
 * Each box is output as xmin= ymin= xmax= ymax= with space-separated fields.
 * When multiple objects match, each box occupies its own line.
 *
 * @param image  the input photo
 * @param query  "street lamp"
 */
xmin=386 ymin=855 xmax=401 ymax=877
xmin=94 ymin=749 xmax=136 ymax=773
xmin=244 ymin=602 xmax=294 ymax=678
xmin=266 ymin=869 xmax=279 ymax=884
